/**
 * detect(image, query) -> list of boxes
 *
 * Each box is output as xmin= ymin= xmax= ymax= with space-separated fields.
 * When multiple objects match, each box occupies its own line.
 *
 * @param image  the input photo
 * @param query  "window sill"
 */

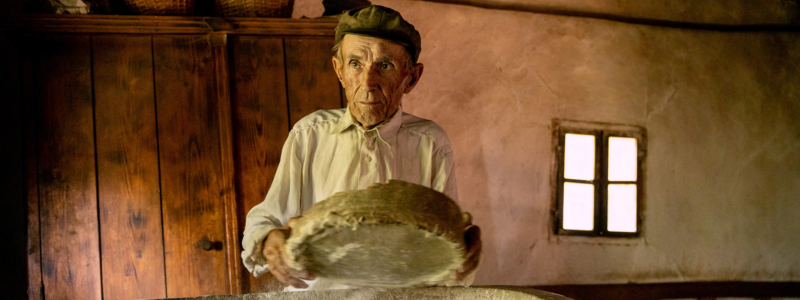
xmin=547 ymin=233 xmax=645 ymax=246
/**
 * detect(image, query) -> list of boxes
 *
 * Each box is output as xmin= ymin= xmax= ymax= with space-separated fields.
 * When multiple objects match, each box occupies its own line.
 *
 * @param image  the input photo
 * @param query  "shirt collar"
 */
xmin=332 ymin=107 xmax=357 ymax=134
xmin=332 ymin=106 xmax=404 ymax=148
xmin=377 ymin=106 xmax=403 ymax=147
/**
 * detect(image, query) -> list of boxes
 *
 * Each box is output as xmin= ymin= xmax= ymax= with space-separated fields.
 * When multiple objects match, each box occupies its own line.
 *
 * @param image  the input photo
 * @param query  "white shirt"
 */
xmin=241 ymin=106 xmax=458 ymax=290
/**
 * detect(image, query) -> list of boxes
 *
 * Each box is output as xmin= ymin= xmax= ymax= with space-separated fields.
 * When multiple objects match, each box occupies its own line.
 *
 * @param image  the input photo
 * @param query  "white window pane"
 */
xmin=563 ymin=182 xmax=594 ymax=231
xmin=564 ymin=133 xmax=595 ymax=180
xmin=607 ymin=184 xmax=637 ymax=232
xmin=608 ymin=137 xmax=637 ymax=181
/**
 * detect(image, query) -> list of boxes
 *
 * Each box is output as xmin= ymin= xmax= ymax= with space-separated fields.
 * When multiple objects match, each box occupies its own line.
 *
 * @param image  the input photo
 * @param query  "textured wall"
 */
xmin=295 ymin=0 xmax=800 ymax=286
xmin=464 ymin=0 xmax=800 ymax=25
xmin=293 ymin=0 xmax=800 ymax=25
xmin=417 ymin=0 xmax=800 ymax=25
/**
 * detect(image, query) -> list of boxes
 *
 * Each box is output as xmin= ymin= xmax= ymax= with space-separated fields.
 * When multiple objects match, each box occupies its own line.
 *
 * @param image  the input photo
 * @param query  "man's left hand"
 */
xmin=456 ymin=220 xmax=482 ymax=281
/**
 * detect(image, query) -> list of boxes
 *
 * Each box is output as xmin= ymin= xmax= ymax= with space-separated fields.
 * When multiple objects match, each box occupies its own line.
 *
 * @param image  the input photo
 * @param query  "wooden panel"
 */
xmin=225 ymin=18 xmax=339 ymax=37
xmin=3 ymin=15 xmax=338 ymax=36
xmin=153 ymin=35 xmax=228 ymax=298
xmin=22 ymin=45 xmax=43 ymax=300
xmin=284 ymin=38 xmax=343 ymax=126
xmin=92 ymin=35 xmax=167 ymax=300
xmin=228 ymin=36 xmax=290 ymax=293
xmin=31 ymin=35 xmax=101 ymax=300
xmin=3 ymin=15 xmax=212 ymax=34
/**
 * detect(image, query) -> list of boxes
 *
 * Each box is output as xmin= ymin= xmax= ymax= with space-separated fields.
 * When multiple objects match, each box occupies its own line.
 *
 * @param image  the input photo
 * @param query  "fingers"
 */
xmin=263 ymin=228 xmax=314 ymax=288
xmin=457 ymin=242 xmax=481 ymax=273
xmin=464 ymin=225 xmax=481 ymax=250
xmin=265 ymin=246 xmax=310 ymax=288
xmin=461 ymin=212 xmax=473 ymax=226
xmin=266 ymin=227 xmax=314 ymax=280
xmin=285 ymin=274 xmax=309 ymax=289
xmin=456 ymin=225 xmax=482 ymax=281
xmin=456 ymin=245 xmax=481 ymax=280
xmin=287 ymin=267 xmax=316 ymax=281
xmin=273 ymin=269 xmax=308 ymax=289
xmin=287 ymin=216 xmax=302 ymax=227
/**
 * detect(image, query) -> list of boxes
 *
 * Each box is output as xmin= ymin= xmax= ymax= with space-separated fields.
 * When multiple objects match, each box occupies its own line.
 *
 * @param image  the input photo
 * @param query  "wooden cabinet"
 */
xmin=11 ymin=15 xmax=343 ymax=300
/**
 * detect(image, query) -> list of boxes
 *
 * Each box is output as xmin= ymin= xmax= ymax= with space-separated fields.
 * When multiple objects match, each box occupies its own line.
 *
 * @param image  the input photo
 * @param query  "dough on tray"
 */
xmin=285 ymin=180 xmax=468 ymax=287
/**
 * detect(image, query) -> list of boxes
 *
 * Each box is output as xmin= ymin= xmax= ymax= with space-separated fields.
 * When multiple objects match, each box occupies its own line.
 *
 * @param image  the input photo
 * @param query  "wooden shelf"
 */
xmin=2 ymin=14 xmax=339 ymax=37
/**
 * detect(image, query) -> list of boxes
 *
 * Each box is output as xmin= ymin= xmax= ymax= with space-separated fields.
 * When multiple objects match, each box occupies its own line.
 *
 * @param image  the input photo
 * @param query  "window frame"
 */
xmin=552 ymin=120 xmax=647 ymax=238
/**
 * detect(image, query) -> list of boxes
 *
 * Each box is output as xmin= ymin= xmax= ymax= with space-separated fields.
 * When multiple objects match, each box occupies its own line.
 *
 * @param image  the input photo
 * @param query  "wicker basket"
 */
xmin=120 ymin=0 xmax=195 ymax=15
xmin=214 ymin=0 xmax=294 ymax=17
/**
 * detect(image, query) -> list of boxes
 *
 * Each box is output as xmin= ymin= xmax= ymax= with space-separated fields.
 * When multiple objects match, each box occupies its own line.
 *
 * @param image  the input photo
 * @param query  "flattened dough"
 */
xmin=285 ymin=180 xmax=468 ymax=287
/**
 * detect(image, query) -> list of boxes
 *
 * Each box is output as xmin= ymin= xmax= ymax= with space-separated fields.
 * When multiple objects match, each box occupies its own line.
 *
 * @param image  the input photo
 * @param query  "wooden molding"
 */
xmin=1 ymin=14 xmax=339 ymax=37
xmin=3 ymin=14 xmax=212 ymax=34
xmin=226 ymin=17 xmax=338 ymax=37
xmin=211 ymin=32 xmax=244 ymax=295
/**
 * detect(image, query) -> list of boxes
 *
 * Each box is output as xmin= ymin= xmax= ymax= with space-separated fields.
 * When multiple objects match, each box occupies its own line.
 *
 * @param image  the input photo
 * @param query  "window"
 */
xmin=553 ymin=120 xmax=646 ymax=237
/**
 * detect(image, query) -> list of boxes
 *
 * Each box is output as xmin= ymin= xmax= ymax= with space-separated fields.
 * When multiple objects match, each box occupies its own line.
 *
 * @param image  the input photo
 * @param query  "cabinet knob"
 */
xmin=200 ymin=237 xmax=213 ymax=251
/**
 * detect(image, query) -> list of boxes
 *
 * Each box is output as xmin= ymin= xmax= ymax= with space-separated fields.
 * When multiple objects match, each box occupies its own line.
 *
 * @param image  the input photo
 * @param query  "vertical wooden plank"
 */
xmin=92 ymin=35 xmax=167 ymax=300
xmin=228 ymin=35 xmax=290 ymax=293
xmin=32 ymin=35 xmax=102 ymax=300
xmin=285 ymin=38 xmax=343 ymax=126
xmin=22 ymin=41 xmax=43 ymax=300
xmin=210 ymin=33 xmax=242 ymax=296
xmin=153 ymin=35 xmax=228 ymax=298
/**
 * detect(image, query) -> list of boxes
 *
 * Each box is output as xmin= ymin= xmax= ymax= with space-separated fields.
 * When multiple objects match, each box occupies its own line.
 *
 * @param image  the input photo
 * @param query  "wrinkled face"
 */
xmin=332 ymin=35 xmax=423 ymax=129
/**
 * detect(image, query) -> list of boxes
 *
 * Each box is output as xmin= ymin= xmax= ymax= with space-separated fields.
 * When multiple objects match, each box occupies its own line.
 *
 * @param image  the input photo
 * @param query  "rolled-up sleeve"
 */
xmin=241 ymin=130 xmax=304 ymax=277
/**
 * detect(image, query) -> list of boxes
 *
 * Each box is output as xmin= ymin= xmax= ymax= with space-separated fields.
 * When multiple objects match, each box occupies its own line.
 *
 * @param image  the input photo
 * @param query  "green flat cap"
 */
xmin=335 ymin=5 xmax=422 ymax=63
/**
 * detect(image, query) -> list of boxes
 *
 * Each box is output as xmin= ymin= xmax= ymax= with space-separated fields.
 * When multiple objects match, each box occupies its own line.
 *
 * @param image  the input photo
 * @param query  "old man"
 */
xmin=241 ymin=5 xmax=481 ymax=290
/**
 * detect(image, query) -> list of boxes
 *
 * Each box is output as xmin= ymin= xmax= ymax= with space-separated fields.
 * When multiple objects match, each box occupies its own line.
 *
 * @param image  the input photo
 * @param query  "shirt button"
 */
xmin=365 ymin=156 xmax=372 ymax=162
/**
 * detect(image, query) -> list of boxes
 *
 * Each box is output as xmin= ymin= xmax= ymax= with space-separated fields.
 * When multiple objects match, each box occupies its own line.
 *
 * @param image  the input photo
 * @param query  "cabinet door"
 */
xmin=229 ymin=36 xmax=290 ymax=293
xmin=26 ymin=34 xmax=103 ymax=300
xmin=93 ymin=35 xmax=167 ymax=300
xmin=153 ymin=35 xmax=232 ymax=298
xmin=26 ymin=34 xmax=236 ymax=300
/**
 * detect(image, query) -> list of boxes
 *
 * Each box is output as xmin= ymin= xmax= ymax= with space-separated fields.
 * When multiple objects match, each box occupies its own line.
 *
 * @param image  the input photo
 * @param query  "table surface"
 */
xmin=153 ymin=286 xmax=573 ymax=300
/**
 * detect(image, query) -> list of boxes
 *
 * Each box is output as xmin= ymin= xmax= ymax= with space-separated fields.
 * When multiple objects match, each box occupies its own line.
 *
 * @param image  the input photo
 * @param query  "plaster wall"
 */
xmin=467 ymin=0 xmax=800 ymax=25
xmin=293 ymin=0 xmax=800 ymax=25
xmin=297 ymin=0 xmax=800 ymax=285
xmin=415 ymin=0 xmax=800 ymax=25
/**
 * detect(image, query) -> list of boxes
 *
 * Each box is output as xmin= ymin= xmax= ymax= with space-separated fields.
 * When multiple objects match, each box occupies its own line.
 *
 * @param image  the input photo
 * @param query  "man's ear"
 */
xmin=332 ymin=56 xmax=345 ymax=88
xmin=403 ymin=63 xmax=424 ymax=94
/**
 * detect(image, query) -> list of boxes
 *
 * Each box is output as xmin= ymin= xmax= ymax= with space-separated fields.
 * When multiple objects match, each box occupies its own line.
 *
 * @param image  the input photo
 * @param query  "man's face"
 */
xmin=332 ymin=34 xmax=423 ymax=129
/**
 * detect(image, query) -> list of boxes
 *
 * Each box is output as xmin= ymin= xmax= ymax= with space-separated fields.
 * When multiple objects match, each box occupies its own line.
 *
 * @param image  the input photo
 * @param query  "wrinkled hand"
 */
xmin=456 ymin=214 xmax=482 ymax=281
xmin=262 ymin=217 xmax=315 ymax=288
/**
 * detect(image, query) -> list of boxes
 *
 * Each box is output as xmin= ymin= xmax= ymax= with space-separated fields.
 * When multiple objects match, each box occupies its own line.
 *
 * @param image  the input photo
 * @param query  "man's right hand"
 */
xmin=262 ymin=219 xmax=315 ymax=288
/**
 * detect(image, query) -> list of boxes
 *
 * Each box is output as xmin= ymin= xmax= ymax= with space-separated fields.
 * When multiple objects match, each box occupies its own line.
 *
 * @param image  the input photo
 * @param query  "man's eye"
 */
xmin=350 ymin=61 xmax=360 ymax=69
xmin=381 ymin=63 xmax=391 ymax=70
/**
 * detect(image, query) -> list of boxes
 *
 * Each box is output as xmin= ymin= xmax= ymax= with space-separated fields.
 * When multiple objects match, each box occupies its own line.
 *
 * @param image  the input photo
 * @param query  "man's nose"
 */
xmin=359 ymin=64 xmax=380 ymax=89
